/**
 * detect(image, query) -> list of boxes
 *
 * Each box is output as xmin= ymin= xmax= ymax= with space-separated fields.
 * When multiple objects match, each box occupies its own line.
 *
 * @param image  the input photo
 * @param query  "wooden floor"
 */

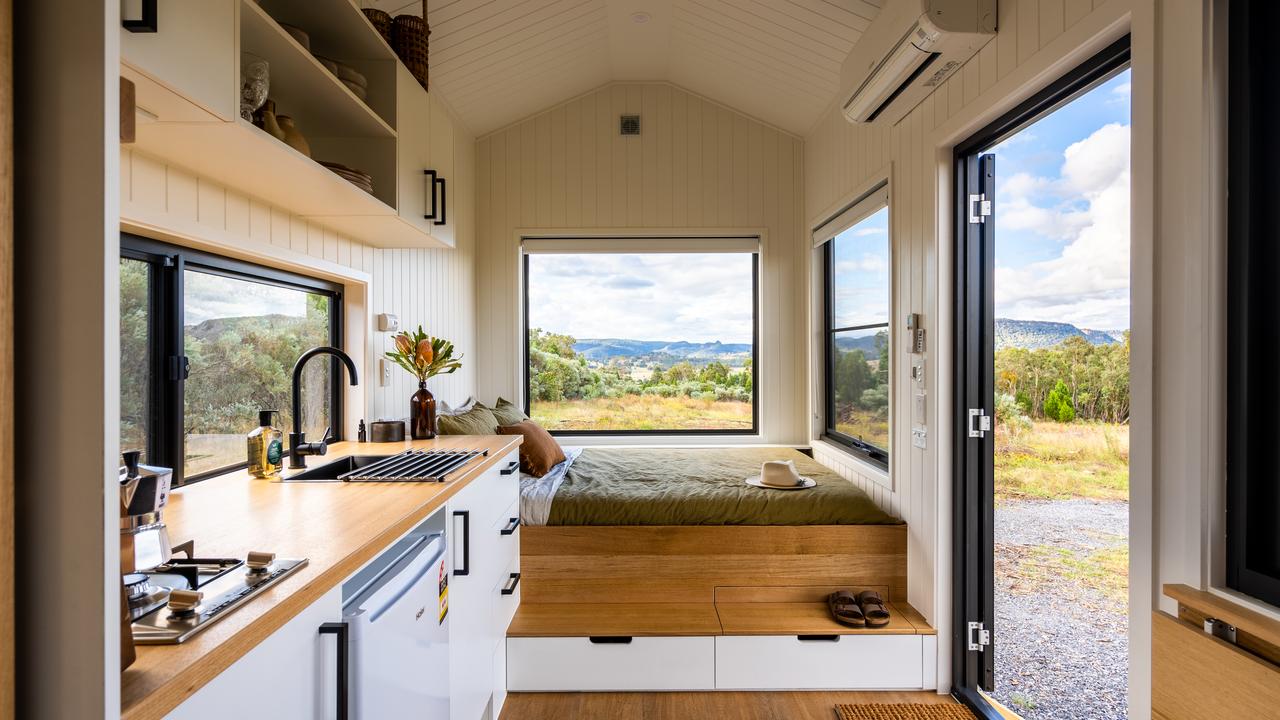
xmin=500 ymin=691 xmax=956 ymax=720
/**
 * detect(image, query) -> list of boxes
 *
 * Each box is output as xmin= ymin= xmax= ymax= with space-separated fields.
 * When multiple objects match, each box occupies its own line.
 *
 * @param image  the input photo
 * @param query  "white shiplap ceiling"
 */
xmin=365 ymin=0 xmax=881 ymax=136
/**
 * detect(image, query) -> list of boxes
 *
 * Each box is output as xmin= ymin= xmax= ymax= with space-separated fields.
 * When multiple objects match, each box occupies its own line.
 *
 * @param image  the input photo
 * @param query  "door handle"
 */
xmin=500 ymin=460 xmax=519 ymax=476
xmin=500 ymin=517 xmax=520 ymax=536
xmin=452 ymin=510 xmax=470 ymax=576
xmin=588 ymin=636 xmax=633 ymax=644
xmin=423 ymin=169 xmax=447 ymax=225
xmin=501 ymin=572 xmax=521 ymax=595
xmin=318 ymin=622 xmax=349 ymax=720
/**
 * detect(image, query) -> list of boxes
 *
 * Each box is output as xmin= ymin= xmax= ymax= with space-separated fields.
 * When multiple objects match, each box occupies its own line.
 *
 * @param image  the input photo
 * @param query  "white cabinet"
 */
xmin=121 ymin=0 xmax=238 ymax=122
xmin=507 ymin=636 xmax=717 ymax=692
xmin=715 ymin=634 xmax=926 ymax=690
xmin=164 ymin=587 xmax=343 ymax=720
xmin=447 ymin=451 xmax=522 ymax=720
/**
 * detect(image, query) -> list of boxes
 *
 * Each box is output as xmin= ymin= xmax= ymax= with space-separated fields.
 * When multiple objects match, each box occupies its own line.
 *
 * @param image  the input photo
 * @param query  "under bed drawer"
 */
xmin=715 ymin=634 xmax=925 ymax=690
xmin=506 ymin=636 xmax=715 ymax=691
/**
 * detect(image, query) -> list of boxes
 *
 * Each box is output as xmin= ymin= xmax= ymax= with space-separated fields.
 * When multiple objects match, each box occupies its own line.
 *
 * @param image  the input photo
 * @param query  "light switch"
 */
xmin=913 ymin=392 xmax=927 ymax=425
xmin=912 ymin=427 xmax=927 ymax=449
xmin=379 ymin=358 xmax=392 ymax=387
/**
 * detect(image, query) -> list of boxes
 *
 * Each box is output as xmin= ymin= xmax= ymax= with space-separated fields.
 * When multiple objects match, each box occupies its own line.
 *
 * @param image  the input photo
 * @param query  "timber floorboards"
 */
xmin=500 ymin=691 xmax=956 ymax=720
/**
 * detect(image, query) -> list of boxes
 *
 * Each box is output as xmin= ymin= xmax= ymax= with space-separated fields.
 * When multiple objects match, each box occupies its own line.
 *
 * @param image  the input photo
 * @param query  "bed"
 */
xmin=517 ymin=446 xmax=908 ymax=605
xmin=519 ymin=446 xmax=900 ymax=527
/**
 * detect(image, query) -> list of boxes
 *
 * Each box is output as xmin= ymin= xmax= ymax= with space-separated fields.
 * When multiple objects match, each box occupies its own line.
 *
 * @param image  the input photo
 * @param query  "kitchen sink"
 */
xmin=282 ymin=455 xmax=393 ymax=482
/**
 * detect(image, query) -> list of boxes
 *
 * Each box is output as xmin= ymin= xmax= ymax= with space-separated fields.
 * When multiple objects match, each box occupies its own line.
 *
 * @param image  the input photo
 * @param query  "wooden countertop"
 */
xmin=120 ymin=435 xmax=521 ymax=720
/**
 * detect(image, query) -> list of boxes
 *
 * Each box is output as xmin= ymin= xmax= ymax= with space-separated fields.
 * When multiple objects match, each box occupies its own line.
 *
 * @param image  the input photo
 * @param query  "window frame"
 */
xmin=520 ymin=240 xmax=760 ymax=437
xmin=120 ymin=233 xmax=344 ymax=485
xmin=816 ymin=186 xmax=891 ymax=469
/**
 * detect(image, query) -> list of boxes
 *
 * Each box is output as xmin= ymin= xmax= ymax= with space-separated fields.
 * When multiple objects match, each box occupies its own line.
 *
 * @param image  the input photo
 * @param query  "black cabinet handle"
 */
xmin=500 ymin=517 xmax=520 ymax=536
xmin=589 ymin=636 xmax=633 ymax=644
xmin=500 ymin=460 xmax=519 ymax=476
xmin=319 ymin=622 xmax=349 ymax=720
xmin=123 ymin=0 xmax=158 ymax=32
xmin=797 ymin=634 xmax=841 ymax=642
xmin=452 ymin=510 xmax=470 ymax=576
xmin=501 ymin=572 xmax=521 ymax=595
xmin=423 ymin=169 xmax=447 ymax=225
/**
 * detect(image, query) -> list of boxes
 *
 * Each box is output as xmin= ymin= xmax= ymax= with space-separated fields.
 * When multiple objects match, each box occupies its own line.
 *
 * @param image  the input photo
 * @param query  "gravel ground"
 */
xmin=990 ymin=499 xmax=1129 ymax=720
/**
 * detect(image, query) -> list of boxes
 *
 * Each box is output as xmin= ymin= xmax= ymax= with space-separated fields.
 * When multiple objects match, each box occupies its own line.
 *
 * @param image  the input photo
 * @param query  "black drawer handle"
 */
xmin=500 ymin=517 xmax=520 ymax=536
xmin=588 ymin=636 xmax=633 ymax=644
xmin=501 ymin=572 xmax=521 ymax=595
xmin=500 ymin=460 xmax=519 ymax=476
xmin=319 ymin=622 xmax=349 ymax=719
xmin=452 ymin=510 xmax=470 ymax=576
xmin=797 ymin=634 xmax=841 ymax=642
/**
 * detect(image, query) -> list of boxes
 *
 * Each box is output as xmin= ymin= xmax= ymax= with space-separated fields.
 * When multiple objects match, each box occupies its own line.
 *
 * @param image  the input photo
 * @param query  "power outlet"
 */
xmin=379 ymin=358 xmax=392 ymax=387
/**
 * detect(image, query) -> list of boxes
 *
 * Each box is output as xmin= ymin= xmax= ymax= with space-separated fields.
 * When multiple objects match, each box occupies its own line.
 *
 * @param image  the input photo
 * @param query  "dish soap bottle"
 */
xmin=247 ymin=410 xmax=284 ymax=478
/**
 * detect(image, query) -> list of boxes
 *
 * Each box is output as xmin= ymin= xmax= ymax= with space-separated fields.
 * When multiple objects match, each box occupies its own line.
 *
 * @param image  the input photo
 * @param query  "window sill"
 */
xmin=811 ymin=437 xmax=892 ymax=491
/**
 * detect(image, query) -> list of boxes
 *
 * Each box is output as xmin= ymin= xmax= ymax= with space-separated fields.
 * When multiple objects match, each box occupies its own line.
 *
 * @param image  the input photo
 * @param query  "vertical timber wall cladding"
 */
xmin=118 ymin=101 xmax=479 ymax=419
xmin=475 ymin=83 xmax=807 ymax=444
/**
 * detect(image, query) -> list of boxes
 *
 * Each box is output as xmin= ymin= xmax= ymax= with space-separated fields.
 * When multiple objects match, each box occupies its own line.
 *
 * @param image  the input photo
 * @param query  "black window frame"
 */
xmin=521 ymin=248 xmax=760 ymax=437
xmin=821 ymin=205 xmax=891 ymax=470
xmin=1227 ymin=0 xmax=1280 ymax=609
xmin=120 ymin=233 xmax=344 ymax=485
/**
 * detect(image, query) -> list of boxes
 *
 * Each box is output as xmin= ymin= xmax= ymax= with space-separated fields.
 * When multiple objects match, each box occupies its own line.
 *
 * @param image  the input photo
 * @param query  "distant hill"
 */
xmin=995 ymin=319 xmax=1126 ymax=350
xmin=574 ymin=338 xmax=752 ymax=364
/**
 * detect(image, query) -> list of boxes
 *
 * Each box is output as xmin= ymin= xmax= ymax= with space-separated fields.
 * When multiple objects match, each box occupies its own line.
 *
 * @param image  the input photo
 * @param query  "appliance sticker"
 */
xmin=438 ymin=558 xmax=449 ymax=623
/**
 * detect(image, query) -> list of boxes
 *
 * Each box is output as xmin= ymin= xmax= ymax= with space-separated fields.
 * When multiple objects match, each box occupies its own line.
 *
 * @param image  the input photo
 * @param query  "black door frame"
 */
xmin=951 ymin=35 xmax=1131 ymax=714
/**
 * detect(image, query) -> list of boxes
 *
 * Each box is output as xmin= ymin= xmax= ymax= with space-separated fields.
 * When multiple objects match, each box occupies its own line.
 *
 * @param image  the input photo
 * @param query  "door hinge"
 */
xmin=968 ymin=193 xmax=992 ymax=224
xmin=168 ymin=355 xmax=190 ymax=382
xmin=967 ymin=408 xmax=992 ymax=438
xmin=967 ymin=621 xmax=991 ymax=651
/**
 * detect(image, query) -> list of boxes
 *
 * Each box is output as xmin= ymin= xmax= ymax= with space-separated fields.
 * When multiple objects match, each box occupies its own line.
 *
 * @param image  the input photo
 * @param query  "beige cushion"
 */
xmin=490 ymin=397 xmax=529 ymax=426
xmin=437 ymin=404 xmax=499 ymax=435
xmin=497 ymin=420 xmax=566 ymax=477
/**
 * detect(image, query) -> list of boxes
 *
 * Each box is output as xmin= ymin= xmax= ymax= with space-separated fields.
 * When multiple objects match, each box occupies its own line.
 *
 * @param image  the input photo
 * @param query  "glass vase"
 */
xmin=410 ymin=381 xmax=436 ymax=440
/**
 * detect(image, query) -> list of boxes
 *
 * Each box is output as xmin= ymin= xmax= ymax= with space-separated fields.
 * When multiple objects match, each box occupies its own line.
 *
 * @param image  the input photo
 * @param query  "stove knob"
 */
xmin=167 ymin=589 xmax=203 ymax=616
xmin=246 ymin=551 xmax=275 ymax=573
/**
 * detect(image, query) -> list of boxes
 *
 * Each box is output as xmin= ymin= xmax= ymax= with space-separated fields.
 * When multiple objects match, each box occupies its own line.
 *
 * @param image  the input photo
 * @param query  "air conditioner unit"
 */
xmin=841 ymin=0 xmax=997 ymax=125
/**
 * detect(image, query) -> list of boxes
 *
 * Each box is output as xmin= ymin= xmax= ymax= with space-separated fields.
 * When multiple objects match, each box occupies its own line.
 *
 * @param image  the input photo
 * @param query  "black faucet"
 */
xmin=289 ymin=346 xmax=359 ymax=469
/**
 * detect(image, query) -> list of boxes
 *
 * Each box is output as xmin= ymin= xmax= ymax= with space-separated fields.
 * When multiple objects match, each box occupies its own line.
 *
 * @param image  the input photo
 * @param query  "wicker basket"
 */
xmin=362 ymin=8 xmax=393 ymax=47
xmin=393 ymin=14 xmax=430 ymax=91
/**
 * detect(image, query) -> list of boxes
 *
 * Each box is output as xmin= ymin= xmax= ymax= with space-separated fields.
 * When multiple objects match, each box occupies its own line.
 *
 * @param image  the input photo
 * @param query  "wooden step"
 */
xmin=715 ymin=601 xmax=931 ymax=636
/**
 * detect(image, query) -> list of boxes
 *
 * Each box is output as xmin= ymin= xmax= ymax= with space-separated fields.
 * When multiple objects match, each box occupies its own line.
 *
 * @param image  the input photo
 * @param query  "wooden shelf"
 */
xmin=716 ymin=601 xmax=933 ymax=636
xmin=240 ymin=0 xmax=394 ymax=138
xmin=508 ymin=603 xmax=723 ymax=638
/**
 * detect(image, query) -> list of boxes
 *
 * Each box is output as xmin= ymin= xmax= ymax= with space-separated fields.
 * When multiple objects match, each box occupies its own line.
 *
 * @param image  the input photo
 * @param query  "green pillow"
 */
xmin=491 ymin=397 xmax=529 ymax=426
xmin=437 ymin=404 xmax=499 ymax=435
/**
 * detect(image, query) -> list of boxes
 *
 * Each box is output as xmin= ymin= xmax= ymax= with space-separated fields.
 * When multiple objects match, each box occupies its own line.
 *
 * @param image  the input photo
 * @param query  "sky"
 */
xmin=988 ymin=69 xmax=1131 ymax=331
xmin=184 ymin=270 xmax=310 ymax=326
xmin=527 ymin=253 xmax=755 ymax=344
xmin=831 ymin=206 xmax=890 ymax=332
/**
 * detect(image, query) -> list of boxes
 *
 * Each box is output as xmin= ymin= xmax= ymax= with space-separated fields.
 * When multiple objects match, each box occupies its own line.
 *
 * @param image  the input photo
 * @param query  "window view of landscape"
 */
xmin=526 ymin=252 xmax=755 ymax=432
xmin=989 ymin=69 xmax=1131 ymax=720
xmin=828 ymin=206 xmax=890 ymax=453
xmin=119 ymin=258 xmax=335 ymax=478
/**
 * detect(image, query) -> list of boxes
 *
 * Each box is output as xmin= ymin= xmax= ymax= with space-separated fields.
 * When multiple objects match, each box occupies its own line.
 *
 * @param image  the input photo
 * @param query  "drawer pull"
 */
xmin=796 ymin=634 xmax=841 ymax=642
xmin=501 ymin=572 xmax=522 ymax=595
xmin=500 ymin=517 xmax=521 ymax=536
xmin=452 ymin=510 xmax=470 ymax=576
xmin=588 ymin=636 xmax=633 ymax=644
xmin=500 ymin=460 xmax=520 ymax=476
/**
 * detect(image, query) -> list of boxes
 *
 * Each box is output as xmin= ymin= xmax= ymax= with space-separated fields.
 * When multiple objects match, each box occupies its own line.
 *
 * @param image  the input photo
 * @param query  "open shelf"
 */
xmin=241 ymin=0 xmax=395 ymax=138
xmin=256 ymin=0 xmax=397 ymax=62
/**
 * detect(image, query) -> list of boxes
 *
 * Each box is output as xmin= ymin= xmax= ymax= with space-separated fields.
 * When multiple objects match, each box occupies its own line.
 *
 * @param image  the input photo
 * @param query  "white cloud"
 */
xmin=995 ymin=122 xmax=1130 ymax=329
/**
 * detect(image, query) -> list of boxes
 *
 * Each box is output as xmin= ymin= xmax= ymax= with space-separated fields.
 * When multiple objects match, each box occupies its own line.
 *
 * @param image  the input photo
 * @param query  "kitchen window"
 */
xmin=816 ymin=185 xmax=891 ymax=468
xmin=120 ymin=235 xmax=343 ymax=484
xmin=522 ymin=237 xmax=759 ymax=435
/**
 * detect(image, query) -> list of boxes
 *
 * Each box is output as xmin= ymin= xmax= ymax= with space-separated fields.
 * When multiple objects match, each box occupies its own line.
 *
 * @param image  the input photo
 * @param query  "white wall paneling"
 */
xmin=119 ymin=98 xmax=478 ymax=424
xmin=802 ymin=0 xmax=1147 ymax=700
xmin=475 ymin=82 xmax=807 ymax=444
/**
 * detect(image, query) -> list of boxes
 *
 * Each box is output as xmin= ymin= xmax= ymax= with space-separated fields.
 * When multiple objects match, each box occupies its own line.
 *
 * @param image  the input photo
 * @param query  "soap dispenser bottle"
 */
xmin=247 ymin=410 xmax=284 ymax=478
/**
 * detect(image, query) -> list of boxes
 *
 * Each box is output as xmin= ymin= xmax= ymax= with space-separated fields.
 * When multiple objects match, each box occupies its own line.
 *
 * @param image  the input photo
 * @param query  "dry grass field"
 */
xmin=995 ymin=421 xmax=1129 ymax=501
xmin=531 ymin=395 xmax=753 ymax=432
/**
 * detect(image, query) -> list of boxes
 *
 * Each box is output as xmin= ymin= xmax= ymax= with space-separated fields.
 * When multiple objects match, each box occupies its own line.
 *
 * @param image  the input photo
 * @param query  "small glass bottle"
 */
xmin=247 ymin=409 xmax=284 ymax=478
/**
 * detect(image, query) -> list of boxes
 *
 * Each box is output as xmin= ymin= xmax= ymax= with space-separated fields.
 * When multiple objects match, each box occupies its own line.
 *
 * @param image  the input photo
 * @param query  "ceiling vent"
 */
xmin=620 ymin=115 xmax=641 ymax=135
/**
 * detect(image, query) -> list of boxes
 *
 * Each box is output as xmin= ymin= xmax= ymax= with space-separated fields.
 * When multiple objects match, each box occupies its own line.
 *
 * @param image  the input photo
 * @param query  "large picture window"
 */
xmin=819 ymin=188 xmax=891 ymax=467
xmin=120 ymin=235 xmax=343 ymax=484
xmin=523 ymin=239 xmax=758 ymax=435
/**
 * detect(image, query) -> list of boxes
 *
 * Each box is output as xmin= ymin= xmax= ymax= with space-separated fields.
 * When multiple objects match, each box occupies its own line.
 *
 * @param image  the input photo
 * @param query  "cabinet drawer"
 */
xmin=507 ymin=636 xmax=715 ymax=691
xmin=491 ymin=558 xmax=520 ymax=645
xmin=715 ymin=635 xmax=924 ymax=690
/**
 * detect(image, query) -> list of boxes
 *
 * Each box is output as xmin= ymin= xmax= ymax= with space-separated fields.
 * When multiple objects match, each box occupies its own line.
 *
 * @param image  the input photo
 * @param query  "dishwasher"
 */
xmin=342 ymin=531 xmax=450 ymax=719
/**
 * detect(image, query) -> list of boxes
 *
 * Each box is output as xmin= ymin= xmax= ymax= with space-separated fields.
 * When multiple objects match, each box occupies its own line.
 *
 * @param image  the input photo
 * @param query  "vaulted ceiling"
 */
xmin=367 ymin=0 xmax=882 ymax=136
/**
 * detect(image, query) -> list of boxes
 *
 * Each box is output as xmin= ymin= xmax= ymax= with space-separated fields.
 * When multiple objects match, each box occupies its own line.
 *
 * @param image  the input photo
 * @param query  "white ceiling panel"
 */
xmin=363 ymin=0 xmax=880 ymax=135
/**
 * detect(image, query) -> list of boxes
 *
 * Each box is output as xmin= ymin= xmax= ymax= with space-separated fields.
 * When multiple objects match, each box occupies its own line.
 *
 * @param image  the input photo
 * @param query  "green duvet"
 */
xmin=546 ymin=447 xmax=902 ymax=526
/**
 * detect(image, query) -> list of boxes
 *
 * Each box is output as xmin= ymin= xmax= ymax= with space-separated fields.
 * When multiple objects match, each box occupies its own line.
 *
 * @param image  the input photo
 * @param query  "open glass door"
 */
xmin=952 ymin=37 xmax=1131 ymax=719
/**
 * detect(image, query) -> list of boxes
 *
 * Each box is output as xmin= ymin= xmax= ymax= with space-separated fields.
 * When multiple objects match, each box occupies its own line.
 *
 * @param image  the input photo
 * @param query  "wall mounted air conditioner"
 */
xmin=841 ymin=0 xmax=997 ymax=125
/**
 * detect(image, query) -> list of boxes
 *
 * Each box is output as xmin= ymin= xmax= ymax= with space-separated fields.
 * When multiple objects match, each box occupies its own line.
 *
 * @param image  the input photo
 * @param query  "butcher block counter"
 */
xmin=121 ymin=434 xmax=522 ymax=720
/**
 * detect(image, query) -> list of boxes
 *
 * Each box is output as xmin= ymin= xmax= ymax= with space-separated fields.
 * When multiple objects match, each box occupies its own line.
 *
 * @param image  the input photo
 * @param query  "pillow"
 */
xmin=490 ymin=397 xmax=529 ymax=426
xmin=437 ymin=404 xmax=499 ymax=435
xmin=438 ymin=396 xmax=477 ymax=415
xmin=497 ymin=420 xmax=566 ymax=477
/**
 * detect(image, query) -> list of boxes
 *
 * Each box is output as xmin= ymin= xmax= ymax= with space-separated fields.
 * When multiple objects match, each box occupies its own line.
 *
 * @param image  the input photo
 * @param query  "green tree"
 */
xmin=1043 ymin=380 xmax=1075 ymax=423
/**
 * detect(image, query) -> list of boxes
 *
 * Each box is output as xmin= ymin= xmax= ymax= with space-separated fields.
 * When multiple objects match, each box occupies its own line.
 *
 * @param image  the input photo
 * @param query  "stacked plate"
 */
xmin=319 ymin=161 xmax=374 ymax=195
